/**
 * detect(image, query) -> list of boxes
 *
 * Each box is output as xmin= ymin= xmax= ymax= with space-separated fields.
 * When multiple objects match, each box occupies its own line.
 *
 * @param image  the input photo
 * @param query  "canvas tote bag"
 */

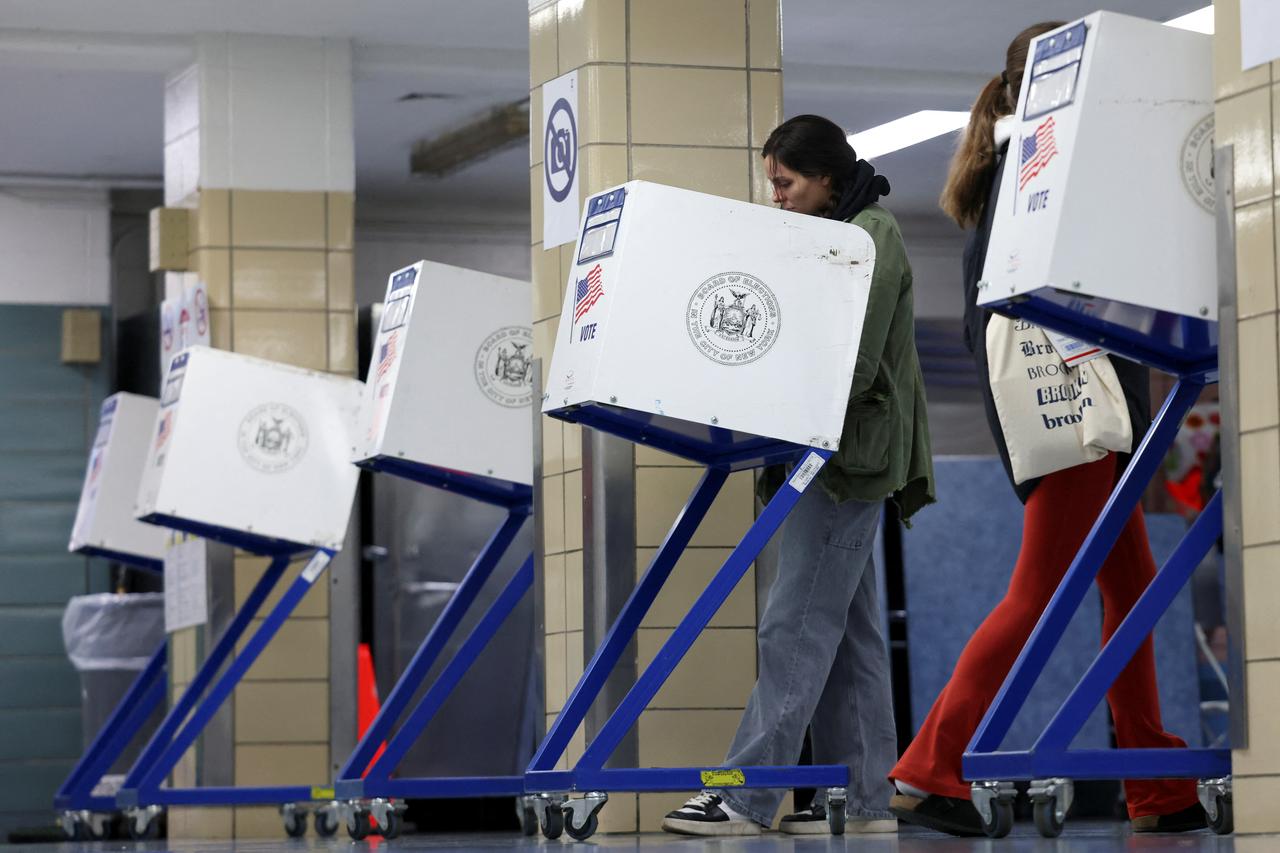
xmin=987 ymin=315 xmax=1132 ymax=484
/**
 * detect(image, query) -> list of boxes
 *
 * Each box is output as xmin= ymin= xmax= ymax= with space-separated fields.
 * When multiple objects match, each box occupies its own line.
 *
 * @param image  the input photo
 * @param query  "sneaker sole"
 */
xmin=662 ymin=817 xmax=760 ymax=837
xmin=849 ymin=819 xmax=899 ymax=833
xmin=778 ymin=821 xmax=828 ymax=835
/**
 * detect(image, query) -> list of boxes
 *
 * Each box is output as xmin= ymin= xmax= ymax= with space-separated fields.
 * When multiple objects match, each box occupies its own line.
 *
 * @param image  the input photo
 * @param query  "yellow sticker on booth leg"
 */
xmin=700 ymin=769 xmax=746 ymax=787
xmin=311 ymin=786 xmax=335 ymax=800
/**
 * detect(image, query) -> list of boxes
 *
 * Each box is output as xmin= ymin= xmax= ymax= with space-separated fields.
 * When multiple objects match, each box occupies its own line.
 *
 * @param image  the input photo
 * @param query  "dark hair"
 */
xmin=761 ymin=114 xmax=860 ymax=213
xmin=939 ymin=21 xmax=1065 ymax=228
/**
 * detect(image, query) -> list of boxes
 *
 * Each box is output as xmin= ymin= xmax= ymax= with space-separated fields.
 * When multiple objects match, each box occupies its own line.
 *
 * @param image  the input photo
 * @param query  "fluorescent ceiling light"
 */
xmin=846 ymin=110 xmax=970 ymax=159
xmin=1164 ymin=5 xmax=1214 ymax=34
xmin=846 ymin=6 xmax=1211 ymax=160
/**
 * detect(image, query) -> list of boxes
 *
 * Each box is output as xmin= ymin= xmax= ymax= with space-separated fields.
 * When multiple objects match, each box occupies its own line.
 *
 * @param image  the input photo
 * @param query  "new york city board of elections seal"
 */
xmin=237 ymin=403 xmax=309 ymax=473
xmin=687 ymin=272 xmax=780 ymax=366
xmin=475 ymin=326 xmax=534 ymax=408
xmin=1180 ymin=114 xmax=1214 ymax=214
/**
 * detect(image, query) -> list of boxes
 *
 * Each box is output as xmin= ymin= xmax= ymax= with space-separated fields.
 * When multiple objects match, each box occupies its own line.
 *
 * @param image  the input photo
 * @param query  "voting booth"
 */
xmin=962 ymin=14 xmax=1231 ymax=839
xmin=136 ymin=346 xmax=363 ymax=552
xmin=58 ymin=393 xmax=168 ymax=838
xmin=334 ymin=261 xmax=535 ymax=840
xmin=70 ymin=393 xmax=167 ymax=569
xmin=978 ymin=11 xmax=1216 ymax=376
xmin=117 ymin=347 xmax=364 ymax=838
xmin=525 ymin=181 xmax=874 ymax=839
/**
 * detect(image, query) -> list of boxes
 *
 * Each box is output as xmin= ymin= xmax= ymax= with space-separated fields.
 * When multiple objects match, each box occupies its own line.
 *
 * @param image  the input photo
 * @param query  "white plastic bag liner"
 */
xmin=62 ymin=593 xmax=165 ymax=672
xmin=987 ymin=315 xmax=1132 ymax=484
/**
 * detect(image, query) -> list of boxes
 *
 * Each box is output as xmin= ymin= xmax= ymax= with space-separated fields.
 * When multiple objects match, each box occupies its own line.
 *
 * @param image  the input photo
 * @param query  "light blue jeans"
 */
xmin=717 ymin=483 xmax=897 ymax=826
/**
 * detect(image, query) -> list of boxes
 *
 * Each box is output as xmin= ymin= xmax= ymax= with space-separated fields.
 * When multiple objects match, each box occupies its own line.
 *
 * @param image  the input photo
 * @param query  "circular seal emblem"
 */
xmin=475 ymin=326 xmax=534 ymax=408
xmin=236 ymin=403 xmax=308 ymax=474
xmin=1180 ymin=113 xmax=1214 ymax=214
xmin=686 ymin=272 xmax=781 ymax=366
xmin=544 ymin=97 xmax=577 ymax=204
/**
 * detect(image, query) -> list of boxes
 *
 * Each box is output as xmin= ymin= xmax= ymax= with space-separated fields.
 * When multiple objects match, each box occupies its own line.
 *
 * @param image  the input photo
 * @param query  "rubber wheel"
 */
xmin=130 ymin=816 xmax=163 ymax=841
xmin=314 ymin=808 xmax=339 ymax=838
xmin=88 ymin=816 xmax=113 ymax=841
xmin=283 ymin=810 xmax=307 ymax=839
xmin=565 ymin=811 xmax=598 ymax=841
xmin=1034 ymin=800 xmax=1065 ymax=838
xmin=981 ymin=800 xmax=1014 ymax=839
xmin=1209 ymin=796 xmax=1233 ymax=835
xmin=520 ymin=804 xmax=539 ymax=836
xmin=379 ymin=810 xmax=402 ymax=840
xmin=68 ymin=818 xmax=91 ymax=841
xmin=827 ymin=805 xmax=846 ymax=836
xmin=541 ymin=805 xmax=564 ymax=840
xmin=347 ymin=808 xmax=371 ymax=841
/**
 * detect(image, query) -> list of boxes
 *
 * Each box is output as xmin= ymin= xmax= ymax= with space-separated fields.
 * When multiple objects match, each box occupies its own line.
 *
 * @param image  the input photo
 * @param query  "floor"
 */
xmin=5 ymin=823 xmax=1266 ymax=853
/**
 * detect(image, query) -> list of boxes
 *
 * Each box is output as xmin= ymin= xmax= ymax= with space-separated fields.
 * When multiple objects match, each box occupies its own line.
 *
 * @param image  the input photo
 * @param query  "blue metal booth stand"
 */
xmin=55 ymin=552 xmax=165 ymax=841
xmin=112 ymin=517 xmax=338 ymax=840
xmin=332 ymin=460 xmax=534 ymax=840
xmin=522 ymin=407 xmax=850 ymax=840
xmin=962 ymin=274 xmax=1232 ymax=837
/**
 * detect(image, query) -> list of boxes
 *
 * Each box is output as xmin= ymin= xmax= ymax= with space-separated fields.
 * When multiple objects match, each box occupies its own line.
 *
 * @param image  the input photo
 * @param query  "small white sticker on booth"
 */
xmin=301 ymin=552 xmax=330 ymax=583
xmin=542 ymin=70 xmax=580 ymax=249
xmin=1043 ymin=329 xmax=1106 ymax=367
xmin=788 ymin=452 xmax=824 ymax=493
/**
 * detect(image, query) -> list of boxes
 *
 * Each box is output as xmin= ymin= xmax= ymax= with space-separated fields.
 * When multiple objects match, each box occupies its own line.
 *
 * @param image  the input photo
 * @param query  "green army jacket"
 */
xmin=760 ymin=204 xmax=936 ymax=522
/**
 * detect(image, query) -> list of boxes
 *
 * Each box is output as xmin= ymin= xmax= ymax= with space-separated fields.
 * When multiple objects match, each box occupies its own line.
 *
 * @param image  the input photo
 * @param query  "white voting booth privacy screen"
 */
xmin=135 ymin=346 xmax=363 ymax=551
xmin=979 ymin=12 xmax=1214 ymax=320
xmin=69 ymin=392 xmax=167 ymax=562
xmin=542 ymin=180 xmax=874 ymax=450
xmin=355 ymin=260 xmax=533 ymax=486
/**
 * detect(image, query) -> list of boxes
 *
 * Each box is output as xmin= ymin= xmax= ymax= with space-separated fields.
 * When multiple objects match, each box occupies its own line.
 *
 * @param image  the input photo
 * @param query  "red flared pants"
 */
xmin=890 ymin=454 xmax=1199 ymax=818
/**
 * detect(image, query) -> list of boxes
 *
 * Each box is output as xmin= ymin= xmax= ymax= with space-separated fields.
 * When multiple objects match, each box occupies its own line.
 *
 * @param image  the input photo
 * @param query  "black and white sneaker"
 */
xmin=779 ymin=804 xmax=829 ymax=835
xmin=662 ymin=792 xmax=760 ymax=836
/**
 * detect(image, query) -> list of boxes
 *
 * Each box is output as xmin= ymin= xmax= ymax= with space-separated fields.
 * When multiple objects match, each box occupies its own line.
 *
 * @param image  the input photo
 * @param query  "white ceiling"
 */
xmin=0 ymin=0 xmax=1206 ymax=221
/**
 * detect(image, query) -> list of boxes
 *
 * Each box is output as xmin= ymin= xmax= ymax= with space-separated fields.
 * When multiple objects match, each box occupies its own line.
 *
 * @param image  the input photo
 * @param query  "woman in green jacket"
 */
xmin=662 ymin=114 xmax=934 ymax=837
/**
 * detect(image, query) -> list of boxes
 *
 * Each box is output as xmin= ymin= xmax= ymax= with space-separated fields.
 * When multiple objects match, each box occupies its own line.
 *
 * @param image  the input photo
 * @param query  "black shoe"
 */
xmin=661 ymin=792 xmax=760 ymax=837
xmin=779 ymin=805 xmax=828 ymax=835
xmin=1131 ymin=802 xmax=1208 ymax=833
xmin=890 ymin=792 xmax=985 ymax=837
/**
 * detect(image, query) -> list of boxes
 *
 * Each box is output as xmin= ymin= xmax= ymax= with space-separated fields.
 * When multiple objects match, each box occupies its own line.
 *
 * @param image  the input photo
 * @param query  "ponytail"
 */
xmin=938 ymin=21 xmax=1066 ymax=229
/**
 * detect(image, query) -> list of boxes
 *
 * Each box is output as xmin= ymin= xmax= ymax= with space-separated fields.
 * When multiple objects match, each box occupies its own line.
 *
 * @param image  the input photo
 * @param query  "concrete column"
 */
xmin=158 ymin=32 xmax=355 ymax=840
xmin=529 ymin=0 xmax=781 ymax=832
xmin=1213 ymin=0 xmax=1280 ymax=835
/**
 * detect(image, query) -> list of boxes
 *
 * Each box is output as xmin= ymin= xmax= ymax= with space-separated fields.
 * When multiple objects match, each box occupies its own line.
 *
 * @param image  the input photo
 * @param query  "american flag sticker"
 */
xmin=376 ymin=331 xmax=399 ymax=381
xmin=570 ymin=264 xmax=604 ymax=344
xmin=1019 ymin=116 xmax=1059 ymax=190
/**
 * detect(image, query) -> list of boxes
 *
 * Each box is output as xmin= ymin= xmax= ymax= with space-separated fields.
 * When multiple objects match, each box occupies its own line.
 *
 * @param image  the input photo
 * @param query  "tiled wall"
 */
xmin=0 ymin=306 xmax=109 ymax=838
xmin=529 ymin=0 xmax=781 ymax=831
xmin=1214 ymin=0 xmax=1280 ymax=835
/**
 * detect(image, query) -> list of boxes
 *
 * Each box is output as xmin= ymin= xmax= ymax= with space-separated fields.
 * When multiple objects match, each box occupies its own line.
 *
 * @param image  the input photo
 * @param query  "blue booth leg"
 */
xmin=528 ymin=466 xmax=730 ymax=774
xmin=965 ymin=379 xmax=1205 ymax=758
xmin=337 ymin=508 xmax=529 ymax=785
xmin=56 ymin=642 xmax=167 ymax=811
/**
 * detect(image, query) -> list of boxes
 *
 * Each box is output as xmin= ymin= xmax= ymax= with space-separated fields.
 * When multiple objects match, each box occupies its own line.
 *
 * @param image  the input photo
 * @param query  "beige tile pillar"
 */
xmin=1213 ymin=0 xmax=1280 ymax=835
xmin=157 ymin=33 xmax=355 ymax=840
xmin=529 ymin=0 xmax=781 ymax=832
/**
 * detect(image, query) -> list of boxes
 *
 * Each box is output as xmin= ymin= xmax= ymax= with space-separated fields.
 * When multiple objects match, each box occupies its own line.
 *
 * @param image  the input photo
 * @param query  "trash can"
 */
xmin=62 ymin=593 xmax=165 ymax=778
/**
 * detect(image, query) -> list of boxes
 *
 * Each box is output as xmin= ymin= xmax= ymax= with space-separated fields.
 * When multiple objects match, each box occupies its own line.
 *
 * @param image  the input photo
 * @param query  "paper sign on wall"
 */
xmin=163 ymin=532 xmax=208 ymax=633
xmin=542 ymin=70 xmax=580 ymax=249
xmin=160 ymin=279 xmax=211 ymax=378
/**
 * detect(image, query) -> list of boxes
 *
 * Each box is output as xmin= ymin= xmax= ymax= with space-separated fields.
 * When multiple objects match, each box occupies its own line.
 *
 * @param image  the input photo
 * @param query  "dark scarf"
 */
xmin=830 ymin=159 xmax=891 ymax=221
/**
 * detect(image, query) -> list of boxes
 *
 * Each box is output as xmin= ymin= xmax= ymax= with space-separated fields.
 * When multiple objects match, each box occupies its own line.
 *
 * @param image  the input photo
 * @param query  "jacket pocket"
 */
xmin=839 ymin=392 xmax=892 ymax=476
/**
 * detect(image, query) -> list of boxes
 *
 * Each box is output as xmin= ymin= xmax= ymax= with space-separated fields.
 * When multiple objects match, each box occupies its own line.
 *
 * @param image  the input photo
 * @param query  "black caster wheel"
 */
xmin=519 ymin=803 xmax=538 ymax=836
xmin=1034 ymin=799 xmax=1065 ymax=838
xmin=826 ymin=801 xmax=846 ymax=836
xmin=541 ymin=804 xmax=564 ymax=840
xmin=1209 ymin=794 xmax=1233 ymax=835
xmin=314 ymin=807 xmax=340 ymax=838
xmin=282 ymin=807 xmax=307 ymax=838
xmin=564 ymin=812 xmax=598 ymax=841
xmin=981 ymin=800 xmax=1014 ymax=839
xmin=379 ymin=809 xmax=402 ymax=840
xmin=347 ymin=807 xmax=372 ymax=841
xmin=66 ymin=817 xmax=90 ymax=841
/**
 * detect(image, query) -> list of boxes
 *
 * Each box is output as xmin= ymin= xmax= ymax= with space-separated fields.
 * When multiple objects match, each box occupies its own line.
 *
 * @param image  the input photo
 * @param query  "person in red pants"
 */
xmin=887 ymin=21 xmax=1206 ymax=837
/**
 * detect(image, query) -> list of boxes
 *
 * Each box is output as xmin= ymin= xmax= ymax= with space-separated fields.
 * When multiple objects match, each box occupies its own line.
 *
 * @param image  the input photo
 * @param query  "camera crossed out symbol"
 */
xmin=545 ymin=97 xmax=577 ymax=203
